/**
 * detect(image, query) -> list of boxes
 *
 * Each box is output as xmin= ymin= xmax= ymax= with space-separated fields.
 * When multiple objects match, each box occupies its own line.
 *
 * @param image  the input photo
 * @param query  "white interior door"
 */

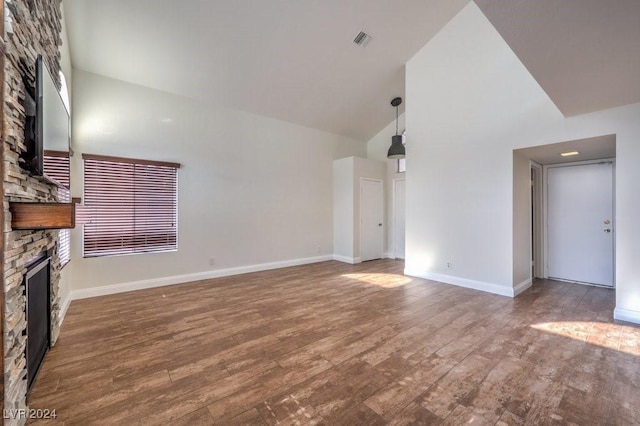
xmin=547 ymin=162 xmax=614 ymax=286
xmin=394 ymin=179 xmax=406 ymax=259
xmin=361 ymin=179 xmax=383 ymax=262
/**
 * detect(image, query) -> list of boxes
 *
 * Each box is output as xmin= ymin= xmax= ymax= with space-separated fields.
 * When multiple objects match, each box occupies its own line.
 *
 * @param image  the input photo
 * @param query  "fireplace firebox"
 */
xmin=24 ymin=254 xmax=51 ymax=393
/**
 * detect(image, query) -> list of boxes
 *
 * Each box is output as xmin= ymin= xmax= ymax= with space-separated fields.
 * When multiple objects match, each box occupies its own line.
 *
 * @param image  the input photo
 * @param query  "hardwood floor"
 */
xmin=27 ymin=259 xmax=640 ymax=425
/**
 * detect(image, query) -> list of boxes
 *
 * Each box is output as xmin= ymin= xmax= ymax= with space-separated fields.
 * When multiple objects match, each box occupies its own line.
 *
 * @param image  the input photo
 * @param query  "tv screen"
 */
xmin=21 ymin=55 xmax=71 ymax=189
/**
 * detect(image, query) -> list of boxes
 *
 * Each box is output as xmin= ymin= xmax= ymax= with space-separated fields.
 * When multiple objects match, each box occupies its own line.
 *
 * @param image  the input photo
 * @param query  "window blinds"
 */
xmin=58 ymin=187 xmax=71 ymax=267
xmin=43 ymin=150 xmax=70 ymax=188
xmin=82 ymin=154 xmax=180 ymax=257
xmin=44 ymin=150 xmax=72 ymax=266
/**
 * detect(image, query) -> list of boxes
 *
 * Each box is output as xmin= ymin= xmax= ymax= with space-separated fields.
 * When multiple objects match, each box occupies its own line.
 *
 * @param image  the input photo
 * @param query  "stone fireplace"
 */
xmin=2 ymin=0 xmax=66 ymax=423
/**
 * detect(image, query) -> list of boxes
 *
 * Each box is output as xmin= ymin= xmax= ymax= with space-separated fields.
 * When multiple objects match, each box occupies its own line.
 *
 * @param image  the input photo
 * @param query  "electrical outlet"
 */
xmin=446 ymin=261 xmax=452 ymax=269
xmin=209 ymin=257 xmax=215 ymax=266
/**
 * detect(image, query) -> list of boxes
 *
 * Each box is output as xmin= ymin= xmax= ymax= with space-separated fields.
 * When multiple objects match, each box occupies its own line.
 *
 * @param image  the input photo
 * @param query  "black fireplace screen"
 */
xmin=25 ymin=255 xmax=51 ymax=393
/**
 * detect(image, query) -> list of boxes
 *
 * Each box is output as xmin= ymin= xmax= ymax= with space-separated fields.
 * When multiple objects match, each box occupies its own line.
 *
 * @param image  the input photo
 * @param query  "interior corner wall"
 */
xmin=366 ymin=114 xmax=406 ymax=258
xmin=68 ymin=70 xmax=366 ymax=292
xmin=404 ymin=1 xmax=640 ymax=309
xmin=333 ymin=157 xmax=355 ymax=260
xmin=512 ymin=151 xmax=531 ymax=288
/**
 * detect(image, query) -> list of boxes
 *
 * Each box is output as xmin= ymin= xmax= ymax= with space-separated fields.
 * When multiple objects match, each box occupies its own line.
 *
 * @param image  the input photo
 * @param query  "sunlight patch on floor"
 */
xmin=342 ymin=273 xmax=412 ymax=288
xmin=531 ymin=321 xmax=640 ymax=356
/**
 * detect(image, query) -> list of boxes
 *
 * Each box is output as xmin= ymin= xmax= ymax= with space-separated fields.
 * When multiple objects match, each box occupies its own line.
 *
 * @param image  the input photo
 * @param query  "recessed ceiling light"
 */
xmin=560 ymin=151 xmax=579 ymax=157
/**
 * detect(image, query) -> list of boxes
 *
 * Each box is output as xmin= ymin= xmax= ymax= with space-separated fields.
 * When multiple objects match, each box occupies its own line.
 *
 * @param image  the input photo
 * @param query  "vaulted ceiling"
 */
xmin=475 ymin=0 xmax=640 ymax=117
xmin=63 ymin=0 xmax=469 ymax=141
xmin=63 ymin=0 xmax=640 ymax=141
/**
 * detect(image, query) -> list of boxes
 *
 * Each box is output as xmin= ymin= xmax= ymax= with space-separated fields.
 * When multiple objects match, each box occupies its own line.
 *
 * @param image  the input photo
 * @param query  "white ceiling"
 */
xmin=63 ymin=1 xmax=640 ymax=142
xmin=475 ymin=0 xmax=640 ymax=117
xmin=63 ymin=0 xmax=469 ymax=141
xmin=515 ymin=134 xmax=616 ymax=165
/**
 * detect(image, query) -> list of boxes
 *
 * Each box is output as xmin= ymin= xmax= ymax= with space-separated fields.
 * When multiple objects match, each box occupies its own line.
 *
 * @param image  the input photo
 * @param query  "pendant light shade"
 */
xmin=387 ymin=135 xmax=405 ymax=159
xmin=387 ymin=97 xmax=405 ymax=159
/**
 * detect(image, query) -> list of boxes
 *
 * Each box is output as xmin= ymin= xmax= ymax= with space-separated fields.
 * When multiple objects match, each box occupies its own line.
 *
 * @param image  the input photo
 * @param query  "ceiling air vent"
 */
xmin=353 ymin=31 xmax=372 ymax=47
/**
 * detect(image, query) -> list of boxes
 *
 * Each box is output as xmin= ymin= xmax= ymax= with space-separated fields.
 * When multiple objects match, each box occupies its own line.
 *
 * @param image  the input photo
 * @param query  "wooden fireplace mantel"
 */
xmin=9 ymin=201 xmax=79 ymax=230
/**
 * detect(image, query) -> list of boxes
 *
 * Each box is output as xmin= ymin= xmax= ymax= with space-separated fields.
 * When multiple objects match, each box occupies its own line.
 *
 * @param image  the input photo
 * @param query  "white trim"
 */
xmin=530 ymin=161 xmax=543 ymax=279
xmin=383 ymin=252 xmax=394 ymax=259
xmin=513 ymin=278 xmax=532 ymax=296
xmin=59 ymin=289 xmax=72 ymax=324
xmin=333 ymin=254 xmax=362 ymax=264
xmin=613 ymin=307 xmax=640 ymax=325
xmin=70 ymin=255 xmax=333 ymax=300
xmin=542 ymin=163 xmax=549 ymax=278
xmin=405 ymin=269 xmax=523 ymax=298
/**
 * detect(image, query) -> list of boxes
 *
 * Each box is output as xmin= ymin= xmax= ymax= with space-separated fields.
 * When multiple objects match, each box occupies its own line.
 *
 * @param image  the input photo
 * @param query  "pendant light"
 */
xmin=387 ymin=97 xmax=405 ymax=159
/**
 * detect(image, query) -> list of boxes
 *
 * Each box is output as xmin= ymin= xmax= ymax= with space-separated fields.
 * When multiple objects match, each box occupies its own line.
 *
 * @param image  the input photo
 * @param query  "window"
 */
xmin=43 ymin=151 xmax=70 ymax=188
xmin=44 ymin=151 xmax=72 ymax=267
xmin=58 ymin=187 xmax=71 ymax=267
xmin=397 ymin=158 xmax=406 ymax=173
xmin=82 ymin=154 xmax=180 ymax=257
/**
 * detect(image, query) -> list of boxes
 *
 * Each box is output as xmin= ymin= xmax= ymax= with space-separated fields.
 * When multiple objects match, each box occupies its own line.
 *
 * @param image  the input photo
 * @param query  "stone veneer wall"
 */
xmin=2 ymin=0 xmax=64 ymax=420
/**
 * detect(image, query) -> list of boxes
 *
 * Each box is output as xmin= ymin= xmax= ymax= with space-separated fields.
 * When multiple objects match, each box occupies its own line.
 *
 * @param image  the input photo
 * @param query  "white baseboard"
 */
xmin=614 ymin=307 xmax=640 ymax=325
xmin=70 ymin=255 xmax=333 ymax=301
xmin=405 ymin=269 xmax=518 ymax=297
xmin=384 ymin=252 xmax=394 ymax=259
xmin=513 ymin=278 xmax=533 ymax=296
xmin=59 ymin=290 xmax=72 ymax=323
xmin=333 ymin=255 xmax=362 ymax=264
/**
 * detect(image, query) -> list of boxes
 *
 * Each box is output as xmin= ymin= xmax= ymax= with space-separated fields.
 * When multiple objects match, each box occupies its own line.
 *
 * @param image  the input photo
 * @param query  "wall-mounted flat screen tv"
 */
xmin=21 ymin=55 xmax=71 ymax=189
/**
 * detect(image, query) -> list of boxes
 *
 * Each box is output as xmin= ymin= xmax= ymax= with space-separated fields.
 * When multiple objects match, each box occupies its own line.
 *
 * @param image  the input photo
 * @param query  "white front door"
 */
xmin=547 ymin=162 xmax=614 ymax=286
xmin=394 ymin=179 xmax=406 ymax=259
xmin=361 ymin=179 xmax=384 ymax=262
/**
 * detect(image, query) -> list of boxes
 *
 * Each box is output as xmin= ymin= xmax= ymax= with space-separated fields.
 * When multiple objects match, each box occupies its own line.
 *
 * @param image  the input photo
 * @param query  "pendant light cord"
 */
xmin=395 ymin=105 xmax=399 ymax=136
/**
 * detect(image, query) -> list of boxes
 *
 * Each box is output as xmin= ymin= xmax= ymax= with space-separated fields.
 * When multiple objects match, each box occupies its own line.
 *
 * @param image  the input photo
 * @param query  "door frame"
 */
xmin=531 ymin=162 xmax=543 ymax=278
xmin=392 ymin=178 xmax=406 ymax=259
xmin=541 ymin=158 xmax=616 ymax=286
xmin=359 ymin=178 xmax=384 ymax=262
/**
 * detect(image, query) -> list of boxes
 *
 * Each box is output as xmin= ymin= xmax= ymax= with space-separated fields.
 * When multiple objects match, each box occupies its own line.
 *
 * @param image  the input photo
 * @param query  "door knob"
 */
xmin=378 ymin=223 xmax=382 ymax=226
xmin=604 ymin=228 xmax=611 ymax=233
xmin=604 ymin=220 xmax=611 ymax=225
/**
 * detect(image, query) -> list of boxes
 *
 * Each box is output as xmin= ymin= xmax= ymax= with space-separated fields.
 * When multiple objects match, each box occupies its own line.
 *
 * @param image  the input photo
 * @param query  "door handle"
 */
xmin=378 ymin=223 xmax=382 ymax=227
xmin=604 ymin=228 xmax=611 ymax=233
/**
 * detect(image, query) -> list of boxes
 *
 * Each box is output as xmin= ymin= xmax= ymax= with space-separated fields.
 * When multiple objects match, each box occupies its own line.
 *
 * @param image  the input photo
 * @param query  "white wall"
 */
xmin=333 ymin=157 xmax=354 ymax=260
xmin=558 ymin=105 xmax=640 ymax=322
xmin=399 ymin=1 xmax=640 ymax=312
xmin=366 ymin=115 xmax=406 ymax=257
xmin=403 ymin=2 xmax=563 ymax=295
xmin=68 ymin=70 xmax=366 ymax=292
xmin=59 ymin=6 xmax=73 ymax=99
xmin=512 ymin=151 xmax=531 ymax=287
xmin=58 ymin=7 xmax=73 ymax=314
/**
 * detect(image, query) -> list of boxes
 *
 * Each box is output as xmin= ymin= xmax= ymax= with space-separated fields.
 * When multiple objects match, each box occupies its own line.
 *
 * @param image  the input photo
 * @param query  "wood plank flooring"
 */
xmin=27 ymin=259 xmax=640 ymax=425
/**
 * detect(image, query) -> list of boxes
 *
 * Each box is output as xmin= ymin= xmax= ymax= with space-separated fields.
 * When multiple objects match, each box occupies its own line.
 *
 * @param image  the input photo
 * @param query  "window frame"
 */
xmin=82 ymin=153 xmax=181 ymax=258
xmin=397 ymin=157 xmax=406 ymax=173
